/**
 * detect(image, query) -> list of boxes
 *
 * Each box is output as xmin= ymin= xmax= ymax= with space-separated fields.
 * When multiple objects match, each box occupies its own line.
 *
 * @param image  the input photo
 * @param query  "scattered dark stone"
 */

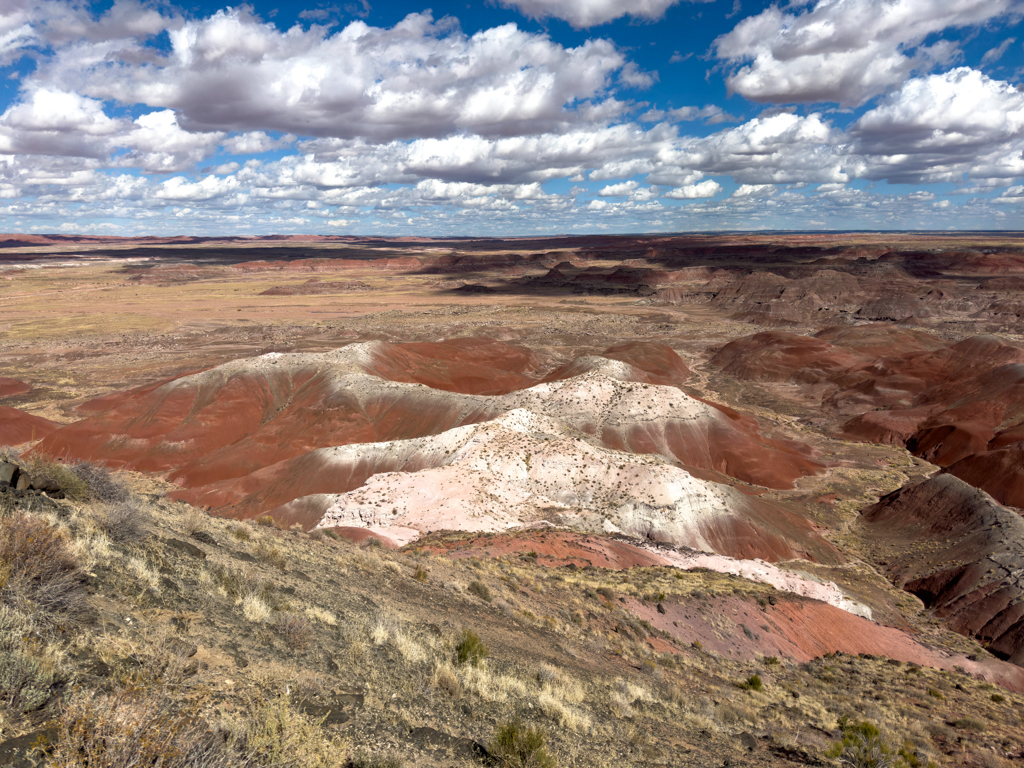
xmin=738 ymin=732 xmax=757 ymax=751
xmin=460 ymin=703 xmax=473 ymax=716
xmin=768 ymin=595 xmax=778 ymax=606
xmin=221 ymin=642 xmax=249 ymax=668
xmin=159 ymin=576 xmax=180 ymax=593
xmin=167 ymin=638 xmax=198 ymax=658
xmin=231 ymin=550 xmax=256 ymax=563
xmin=292 ymin=571 xmax=312 ymax=582
xmin=296 ymin=696 xmax=354 ymax=725
xmin=70 ymin=649 xmax=112 ymax=679
xmin=407 ymin=727 xmax=489 ymax=760
xmin=562 ymin=563 xmax=580 ymax=571
xmin=163 ymin=538 xmax=206 ymax=559
xmin=0 ymin=461 xmax=18 ymax=486
xmin=656 ymin=602 xmax=666 ymax=614
xmin=0 ymin=725 xmax=58 ymax=768
xmin=191 ymin=530 xmax=217 ymax=546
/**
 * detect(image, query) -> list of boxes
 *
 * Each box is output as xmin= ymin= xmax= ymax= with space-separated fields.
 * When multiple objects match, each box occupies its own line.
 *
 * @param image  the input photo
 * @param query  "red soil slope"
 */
xmin=0 ymin=406 xmax=58 ymax=445
xmin=0 ymin=377 xmax=31 ymax=398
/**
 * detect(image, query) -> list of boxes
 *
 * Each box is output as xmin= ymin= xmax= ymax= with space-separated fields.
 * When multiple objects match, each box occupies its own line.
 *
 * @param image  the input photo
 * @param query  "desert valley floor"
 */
xmin=3 ymin=231 xmax=1024 ymax=767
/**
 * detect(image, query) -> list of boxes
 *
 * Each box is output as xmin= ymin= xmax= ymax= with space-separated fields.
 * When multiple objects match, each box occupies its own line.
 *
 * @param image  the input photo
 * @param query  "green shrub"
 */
xmin=991 ymin=693 xmax=1006 ymax=703
xmin=455 ymin=629 xmax=489 ymax=667
xmin=738 ymin=674 xmax=763 ymax=692
xmin=489 ymin=719 xmax=557 ymax=768
xmin=468 ymin=580 xmax=492 ymax=602
xmin=254 ymin=514 xmax=279 ymax=529
xmin=413 ymin=566 xmax=429 ymax=583
xmin=826 ymin=719 xmax=935 ymax=768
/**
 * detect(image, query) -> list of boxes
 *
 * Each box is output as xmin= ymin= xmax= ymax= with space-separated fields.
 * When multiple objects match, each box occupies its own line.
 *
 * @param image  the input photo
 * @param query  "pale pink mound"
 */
xmin=0 ymin=405 xmax=58 ymax=445
xmin=0 ymin=377 xmax=31 ymax=398
xmin=33 ymin=339 xmax=823 ymax=529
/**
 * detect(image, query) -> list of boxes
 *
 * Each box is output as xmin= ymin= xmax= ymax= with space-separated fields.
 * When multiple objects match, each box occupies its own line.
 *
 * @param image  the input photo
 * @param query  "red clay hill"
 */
xmin=711 ymin=326 xmax=1024 ymax=509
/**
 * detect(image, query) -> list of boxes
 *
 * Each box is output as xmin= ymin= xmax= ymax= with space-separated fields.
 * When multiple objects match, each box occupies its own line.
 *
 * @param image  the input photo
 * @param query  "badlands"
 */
xmin=3 ymin=231 xmax=1024 ymax=766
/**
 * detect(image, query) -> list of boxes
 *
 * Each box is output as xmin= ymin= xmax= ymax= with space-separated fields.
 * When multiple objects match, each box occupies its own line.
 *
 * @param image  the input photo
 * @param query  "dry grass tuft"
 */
xmin=0 ymin=511 xmax=88 ymax=628
xmin=273 ymin=611 xmax=314 ymax=650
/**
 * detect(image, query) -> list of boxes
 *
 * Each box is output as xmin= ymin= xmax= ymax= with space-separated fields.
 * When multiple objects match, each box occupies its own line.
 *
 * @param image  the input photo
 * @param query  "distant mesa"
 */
xmin=450 ymin=283 xmax=497 ymax=293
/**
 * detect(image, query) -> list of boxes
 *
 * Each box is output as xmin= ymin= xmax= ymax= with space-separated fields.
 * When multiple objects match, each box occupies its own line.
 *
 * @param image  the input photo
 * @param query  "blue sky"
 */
xmin=0 ymin=0 xmax=1022 ymax=235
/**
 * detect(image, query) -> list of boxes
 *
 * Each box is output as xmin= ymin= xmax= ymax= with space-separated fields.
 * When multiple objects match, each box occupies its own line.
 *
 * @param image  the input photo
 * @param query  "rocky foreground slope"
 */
xmin=1 ymin=470 xmax=1023 ymax=767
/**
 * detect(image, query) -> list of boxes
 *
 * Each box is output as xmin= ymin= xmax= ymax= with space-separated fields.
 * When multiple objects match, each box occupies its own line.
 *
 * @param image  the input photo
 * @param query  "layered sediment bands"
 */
xmin=712 ymin=326 xmax=1024 ymax=507
xmin=35 ymin=338 xmax=822 ymax=508
xmin=291 ymin=409 xmax=833 ymax=561
xmin=0 ymin=406 xmax=58 ymax=445
xmin=173 ymin=367 xmax=824 ymax=548
xmin=861 ymin=475 xmax=1024 ymax=665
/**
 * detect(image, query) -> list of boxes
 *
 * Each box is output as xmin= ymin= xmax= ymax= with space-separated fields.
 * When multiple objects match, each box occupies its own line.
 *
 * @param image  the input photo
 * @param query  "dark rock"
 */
xmin=656 ymin=602 xmax=666 ymax=614
xmin=191 ymin=530 xmax=217 ymax=546
xmin=0 ymin=461 xmax=18 ymax=486
xmin=231 ymin=550 xmax=256 ymax=563
xmin=738 ymin=731 xmax=757 ymax=751
xmin=407 ymin=727 xmax=489 ymax=760
xmin=14 ymin=474 xmax=31 ymax=492
xmin=167 ymin=638 xmax=198 ymax=658
xmin=0 ymin=725 xmax=58 ymax=767
xmin=163 ymin=537 xmax=206 ymax=559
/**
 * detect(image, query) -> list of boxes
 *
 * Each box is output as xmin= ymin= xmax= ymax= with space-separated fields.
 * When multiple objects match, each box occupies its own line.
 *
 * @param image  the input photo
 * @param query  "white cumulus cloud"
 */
xmin=55 ymin=9 xmax=631 ymax=142
xmin=714 ymin=0 xmax=1015 ymax=106
xmin=496 ymin=0 xmax=691 ymax=29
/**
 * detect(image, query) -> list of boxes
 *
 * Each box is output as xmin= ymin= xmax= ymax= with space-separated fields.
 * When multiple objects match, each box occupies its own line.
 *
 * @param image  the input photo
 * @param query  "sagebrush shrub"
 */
xmin=455 ymin=629 xmax=489 ymax=667
xmin=468 ymin=580 xmax=492 ymax=602
xmin=69 ymin=461 xmax=132 ymax=504
xmin=274 ymin=612 xmax=313 ymax=650
xmin=95 ymin=502 xmax=149 ymax=545
xmin=48 ymin=691 xmax=350 ymax=768
xmin=489 ymin=719 xmax=558 ymax=768
xmin=0 ymin=512 xmax=87 ymax=627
